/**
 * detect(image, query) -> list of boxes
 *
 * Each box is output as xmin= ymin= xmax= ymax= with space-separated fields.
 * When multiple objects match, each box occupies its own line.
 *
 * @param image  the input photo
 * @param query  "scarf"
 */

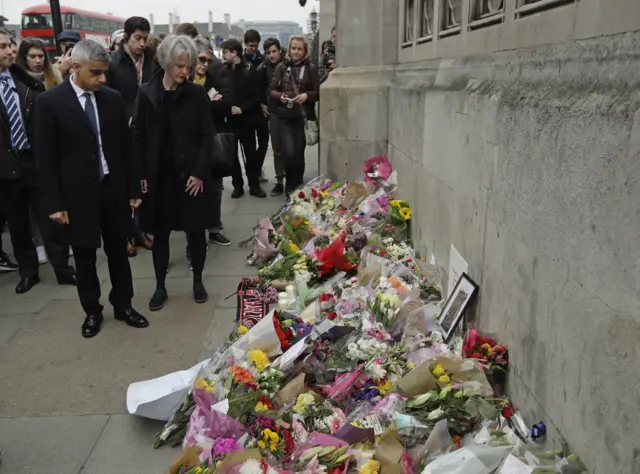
xmin=26 ymin=70 xmax=44 ymax=82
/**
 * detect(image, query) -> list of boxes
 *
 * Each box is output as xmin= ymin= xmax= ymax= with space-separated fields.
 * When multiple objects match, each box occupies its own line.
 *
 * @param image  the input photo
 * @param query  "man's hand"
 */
xmin=260 ymin=103 xmax=269 ymax=118
xmin=130 ymin=198 xmax=141 ymax=218
xmin=212 ymin=93 xmax=223 ymax=101
xmin=59 ymin=49 xmax=73 ymax=74
xmin=50 ymin=211 xmax=69 ymax=225
xmin=231 ymin=106 xmax=243 ymax=115
xmin=141 ymin=179 xmax=148 ymax=194
xmin=185 ymin=176 xmax=204 ymax=196
xmin=294 ymin=93 xmax=309 ymax=105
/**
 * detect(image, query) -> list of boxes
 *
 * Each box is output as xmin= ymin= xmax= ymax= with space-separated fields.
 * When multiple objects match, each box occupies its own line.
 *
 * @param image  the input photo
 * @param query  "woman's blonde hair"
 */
xmin=287 ymin=35 xmax=310 ymax=62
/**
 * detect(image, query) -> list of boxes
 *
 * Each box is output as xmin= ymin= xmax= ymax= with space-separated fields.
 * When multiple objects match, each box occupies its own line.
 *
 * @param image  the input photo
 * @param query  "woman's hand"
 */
xmin=294 ymin=93 xmax=308 ymax=105
xmin=185 ymin=176 xmax=204 ymax=196
xmin=280 ymin=93 xmax=289 ymax=104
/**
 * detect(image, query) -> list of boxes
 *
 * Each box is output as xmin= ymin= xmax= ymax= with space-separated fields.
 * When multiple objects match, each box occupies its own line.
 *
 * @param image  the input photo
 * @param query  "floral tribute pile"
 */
xmin=156 ymin=157 xmax=587 ymax=474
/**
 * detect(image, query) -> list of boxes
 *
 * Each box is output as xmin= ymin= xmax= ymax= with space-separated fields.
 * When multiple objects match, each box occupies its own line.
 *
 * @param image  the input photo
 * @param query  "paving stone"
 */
xmin=204 ymin=276 xmax=244 ymax=308
xmin=236 ymin=195 xmax=288 ymax=216
xmin=0 ymin=276 xmax=85 ymax=316
xmin=0 ymin=415 xmax=108 ymax=474
xmin=199 ymin=307 xmax=239 ymax=360
xmin=0 ymin=314 xmax=33 ymax=348
xmin=203 ymin=248 xmax=258 ymax=277
xmin=81 ymin=415 xmax=180 ymax=474
xmin=0 ymin=296 xmax=218 ymax=417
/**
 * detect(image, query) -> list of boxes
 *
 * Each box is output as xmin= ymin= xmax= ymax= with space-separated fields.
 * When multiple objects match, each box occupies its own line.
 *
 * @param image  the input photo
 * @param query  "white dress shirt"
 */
xmin=69 ymin=77 xmax=109 ymax=175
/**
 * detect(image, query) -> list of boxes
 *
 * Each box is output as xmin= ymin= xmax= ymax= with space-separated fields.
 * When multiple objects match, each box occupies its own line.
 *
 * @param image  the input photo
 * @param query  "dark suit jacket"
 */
xmin=0 ymin=65 xmax=45 ymax=180
xmin=106 ymin=46 xmax=156 ymax=120
xmin=35 ymin=80 xmax=141 ymax=248
xmin=226 ymin=60 xmax=262 ymax=129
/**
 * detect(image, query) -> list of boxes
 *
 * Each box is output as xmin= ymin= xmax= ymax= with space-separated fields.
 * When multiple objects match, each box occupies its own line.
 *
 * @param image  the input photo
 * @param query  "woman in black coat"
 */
xmin=133 ymin=34 xmax=215 ymax=310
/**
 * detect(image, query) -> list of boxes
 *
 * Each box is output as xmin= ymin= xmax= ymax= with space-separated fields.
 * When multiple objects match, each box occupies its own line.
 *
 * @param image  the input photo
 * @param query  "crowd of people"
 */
xmin=0 ymin=19 xmax=321 ymax=338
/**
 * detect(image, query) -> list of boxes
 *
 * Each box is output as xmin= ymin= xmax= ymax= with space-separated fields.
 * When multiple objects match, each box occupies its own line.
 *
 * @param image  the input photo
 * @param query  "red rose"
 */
xmin=311 ymin=188 xmax=318 ymax=198
xmin=328 ymin=312 xmax=338 ymax=320
xmin=501 ymin=403 xmax=516 ymax=418
xmin=298 ymin=191 xmax=305 ymax=198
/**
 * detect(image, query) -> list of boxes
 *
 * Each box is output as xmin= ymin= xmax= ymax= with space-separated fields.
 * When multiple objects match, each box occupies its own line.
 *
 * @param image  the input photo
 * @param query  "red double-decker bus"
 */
xmin=21 ymin=4 xmax=126 ymax=53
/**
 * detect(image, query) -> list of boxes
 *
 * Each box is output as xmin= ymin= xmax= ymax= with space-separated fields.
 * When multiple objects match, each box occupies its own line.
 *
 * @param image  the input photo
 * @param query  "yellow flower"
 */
xmin=269 ymin=442 xmax=278 ymax=452
xmin=248 ymin=350 xmax=270 ymax=371
xmin=390 ymin=200 xmax=402 ymax=208
xmin=238 ymin=325 xmax=249 ymax=335
xmin=438 ymin=374 xmax=451 ymax=384
xmin=378 ymin=381 xmax=393 ymax=395
xmin=320 ymin=191 xmax=328 ymax=198
xmin=258 ymin=440 xmax=266 ymax=449
xmin=194 ymin=377 xmax=211 ymax=391
xmin=360 ymin=460 xmax=381 ymax=474
xmin=432 ymin=364 xmax=445 ymax=378
xmin=399 ymin=207 xmax=412 ymax=220
xmin=293 ymin=393 xmax=315 ymax=414
xmin=289 ymin=242 xmax=300 ymax=253
xmin=194 ymin=468 xmax=203 ymax=474
xmin=407 ymin=361 xmax=415 ymax=370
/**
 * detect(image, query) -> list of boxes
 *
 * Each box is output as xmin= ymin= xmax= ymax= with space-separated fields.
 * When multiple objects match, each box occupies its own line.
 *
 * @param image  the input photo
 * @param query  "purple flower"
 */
xmin=257 ymin=415 xmax=277 ymax=430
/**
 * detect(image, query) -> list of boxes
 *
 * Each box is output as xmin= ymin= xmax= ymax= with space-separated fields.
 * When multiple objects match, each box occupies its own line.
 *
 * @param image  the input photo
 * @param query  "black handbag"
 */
xmin=211 ymin=132 xmax=237 ymax=177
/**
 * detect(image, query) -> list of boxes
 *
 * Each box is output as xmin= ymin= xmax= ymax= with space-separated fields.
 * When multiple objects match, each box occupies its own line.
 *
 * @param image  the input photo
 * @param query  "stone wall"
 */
xmin=320 ymin=0 xmax=640 ymax=471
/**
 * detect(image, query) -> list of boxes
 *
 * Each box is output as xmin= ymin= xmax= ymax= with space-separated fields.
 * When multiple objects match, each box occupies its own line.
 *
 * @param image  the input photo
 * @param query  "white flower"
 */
xmin=366 ymin=362 xmax=386 ymax=380
xmin=348 ymin=343 xmax=357 ymax=352
xmin=427 ymin=408 xmax=445 ymax=420
xmin=240 ymin=459 xmax=262 ymax=474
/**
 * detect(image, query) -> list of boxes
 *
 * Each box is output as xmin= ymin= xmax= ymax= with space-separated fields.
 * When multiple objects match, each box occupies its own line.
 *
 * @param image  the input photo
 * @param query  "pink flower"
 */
xmin=330 ymin=408 xmax=347 ymax=434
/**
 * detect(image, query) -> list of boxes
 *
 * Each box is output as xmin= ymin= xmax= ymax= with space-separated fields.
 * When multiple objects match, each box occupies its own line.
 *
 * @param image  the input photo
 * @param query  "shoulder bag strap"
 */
xmin=287 ymin=66 xmax=307 ymax=119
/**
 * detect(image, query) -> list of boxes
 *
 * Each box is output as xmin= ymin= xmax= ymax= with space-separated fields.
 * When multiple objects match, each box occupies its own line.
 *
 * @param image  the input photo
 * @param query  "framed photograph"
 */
xmin=438 ymin=272 xmax=479 ymax=342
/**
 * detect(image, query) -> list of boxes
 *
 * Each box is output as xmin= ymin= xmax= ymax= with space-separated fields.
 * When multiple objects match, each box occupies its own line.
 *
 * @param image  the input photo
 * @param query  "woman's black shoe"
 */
xmin=149 ymin=288 xmax=168 ymax=311
xmin=193 ymin=283 xmax=208 ymax=303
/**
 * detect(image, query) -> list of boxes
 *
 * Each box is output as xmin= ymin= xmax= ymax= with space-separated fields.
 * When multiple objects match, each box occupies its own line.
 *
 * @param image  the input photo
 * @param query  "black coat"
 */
xmin=257 ymin=58 xmax=282 ymax=114
xmin=106 ymin=45 xmax=156 ymax=120
xmin=201 ymin=59 xmax=234 ymax=134
xmin=0 ymin=65 xmax=44 ymax=180
xmin=35 ymin=80 xmax=141 ymax=248
xmin=133 ymin=74 xmax=215 ymax=232
xmin=226 ymin=60 xmax=262 ymax=129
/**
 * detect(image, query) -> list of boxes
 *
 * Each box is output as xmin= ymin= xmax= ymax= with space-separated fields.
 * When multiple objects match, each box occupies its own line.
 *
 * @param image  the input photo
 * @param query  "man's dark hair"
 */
xmin=175 ymin=23 xmax=198 ymax=38
xmin=124 ymin=16 xmax=151 ymax=37
xmin=244 ymin=29 xmax=261 ymax=44
xmin=263 ymin=38 xmax=281 ymax=52
xmin=220 ymin=39 xmax=243 ymax=57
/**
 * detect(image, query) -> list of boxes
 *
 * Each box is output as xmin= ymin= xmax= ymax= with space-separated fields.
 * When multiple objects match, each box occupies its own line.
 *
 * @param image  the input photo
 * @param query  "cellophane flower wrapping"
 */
xmin=183 ymin=388 xmax=246 ymax=449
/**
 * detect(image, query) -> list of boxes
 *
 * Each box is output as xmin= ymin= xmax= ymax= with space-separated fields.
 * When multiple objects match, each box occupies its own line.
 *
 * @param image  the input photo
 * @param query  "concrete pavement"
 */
xmin=0 ymin=149 xmax=318 ymax=473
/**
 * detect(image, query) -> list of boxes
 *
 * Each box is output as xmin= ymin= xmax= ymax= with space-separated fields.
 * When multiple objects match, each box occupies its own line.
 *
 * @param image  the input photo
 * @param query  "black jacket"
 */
xmin=35 ymin=81 xmax=140 ymax=248
xmin=133 ymin=74 xmax=215 ymax=232
xmin=106 ymin=44 xmax=156 ymax=120
xmin=204 ymin=57 xmax=235 ymax=133
xmin=226 ymin=60 xmax=262 ymax=129
xmin=257 ymin=58 xmax=283 ymax=113
xmin=243 ymin=50 xmax=265 ymax=69
xmin=0 ymin=65 xmax=45 ymax=180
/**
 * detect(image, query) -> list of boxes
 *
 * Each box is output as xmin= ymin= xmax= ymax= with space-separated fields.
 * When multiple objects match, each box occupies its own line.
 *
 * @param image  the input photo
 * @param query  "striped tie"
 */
xmin=0 ymin=75 xmax=29 ymax=151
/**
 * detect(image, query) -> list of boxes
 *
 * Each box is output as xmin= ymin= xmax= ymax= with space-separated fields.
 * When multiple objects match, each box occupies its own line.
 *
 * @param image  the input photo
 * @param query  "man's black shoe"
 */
xmin=249 ymin=186 xmax=267 ymax=198
xmin=271 ymin=183 xmax=284 ymax=196
xmin=149 ymin=288 xmax=168 ymax=311
xmin=209 ymin=232 xmax=231 ymax=246
xmin=82 ymin=312 xmax=103 ymax=338
xmin=0 ymin=252 xmax=18 ymax=272
xmin=231 ymin=187 xmax=244 ymax=198
xmin=114 ymin=307 xmax=149 ymax=328
xmin=15 ymin=275 xmax=40 ymax=294
xmin=193 ymin=282 xmax=208 ymax=303
xmin=56 ymin=273 xmax=77 ymax=286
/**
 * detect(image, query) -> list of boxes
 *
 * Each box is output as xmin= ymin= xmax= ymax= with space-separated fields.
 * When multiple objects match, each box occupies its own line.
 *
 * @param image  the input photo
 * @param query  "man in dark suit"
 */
xmin=35 ymin=40 xmax=149 ymax=338
xmin=0 ymin=28 xmax=75 ymax=293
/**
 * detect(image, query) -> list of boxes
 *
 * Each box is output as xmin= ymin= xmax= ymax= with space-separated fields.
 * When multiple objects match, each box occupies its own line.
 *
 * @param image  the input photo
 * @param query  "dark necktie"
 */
xmin=0 ymin=75 xmax=29 ymax=151
xmin=82 ymin=92 xmax=105 ymax=181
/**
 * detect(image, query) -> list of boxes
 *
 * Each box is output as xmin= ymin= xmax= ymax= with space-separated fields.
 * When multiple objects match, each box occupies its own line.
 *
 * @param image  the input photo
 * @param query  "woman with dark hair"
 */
xmin=133 ymin=34 xmax=215 ymax=310
xmin=15 ymin=37 xmax=62 ymax=90
xmin=269 ymin=35 xmax=319 ymax=194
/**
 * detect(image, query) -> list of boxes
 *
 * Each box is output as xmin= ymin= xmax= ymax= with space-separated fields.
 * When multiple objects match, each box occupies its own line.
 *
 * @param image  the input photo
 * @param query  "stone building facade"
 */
xmin=319 ymin=1 xmax=640 ymax=472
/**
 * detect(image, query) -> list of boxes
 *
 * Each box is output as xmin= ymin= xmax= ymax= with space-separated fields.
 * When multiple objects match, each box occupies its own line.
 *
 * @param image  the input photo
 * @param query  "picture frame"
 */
xmin=438 ymin=272 xmax=479 ymax=342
